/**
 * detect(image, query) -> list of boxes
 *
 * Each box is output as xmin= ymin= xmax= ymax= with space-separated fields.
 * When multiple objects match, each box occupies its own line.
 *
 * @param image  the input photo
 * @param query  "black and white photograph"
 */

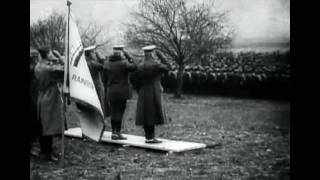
xmin=30 ymin=0 xmax=290 ymax=179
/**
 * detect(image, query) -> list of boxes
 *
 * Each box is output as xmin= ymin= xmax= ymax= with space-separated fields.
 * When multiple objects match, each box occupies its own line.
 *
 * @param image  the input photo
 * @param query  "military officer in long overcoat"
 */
xmin=135 ymin=45 xmax=171 ymax=143
xmin=103 ymin=45 xmax=137 ymax=140
xmin=34 ymin=47 xmax=65 ymax=161
xmin=30 ymin=49 xmax=41 ymax=156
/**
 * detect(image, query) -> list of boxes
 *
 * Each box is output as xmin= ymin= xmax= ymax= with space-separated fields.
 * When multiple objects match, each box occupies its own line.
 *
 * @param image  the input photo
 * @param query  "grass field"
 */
xmin=30 ymin=93 xmax=290 ymax=180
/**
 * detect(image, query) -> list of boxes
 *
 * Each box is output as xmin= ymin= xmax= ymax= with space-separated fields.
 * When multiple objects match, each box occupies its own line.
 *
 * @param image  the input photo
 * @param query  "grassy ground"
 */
xmin=30 ymin=93 xmax=290 ymax=180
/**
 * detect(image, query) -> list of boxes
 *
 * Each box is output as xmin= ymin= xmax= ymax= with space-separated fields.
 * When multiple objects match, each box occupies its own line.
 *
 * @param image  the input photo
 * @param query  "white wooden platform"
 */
xmin=64 ymin=127 xmax=207 ymax=153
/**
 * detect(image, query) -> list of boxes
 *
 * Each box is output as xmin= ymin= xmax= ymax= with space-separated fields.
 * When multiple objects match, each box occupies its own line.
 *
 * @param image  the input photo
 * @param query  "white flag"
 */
xmin=64 ymin=11 xmax=105 ymax=142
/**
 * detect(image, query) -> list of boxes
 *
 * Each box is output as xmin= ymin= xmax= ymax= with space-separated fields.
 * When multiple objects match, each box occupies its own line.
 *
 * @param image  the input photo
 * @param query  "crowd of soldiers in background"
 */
xmin=157 ymin=51 xmax=290 ymax=99
xmin=31 ymin=48 xmax=290 ymax=99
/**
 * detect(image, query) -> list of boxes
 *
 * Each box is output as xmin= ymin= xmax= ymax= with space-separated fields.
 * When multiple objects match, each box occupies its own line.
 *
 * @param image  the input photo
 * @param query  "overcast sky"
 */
xmin=30 ymin=0 xmax=290 ymax=46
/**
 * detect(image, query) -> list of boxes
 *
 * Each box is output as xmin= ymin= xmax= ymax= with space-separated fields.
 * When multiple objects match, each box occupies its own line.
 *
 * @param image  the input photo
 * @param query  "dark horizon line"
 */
xmin=232 ymin=41 xmax=290 ymax=48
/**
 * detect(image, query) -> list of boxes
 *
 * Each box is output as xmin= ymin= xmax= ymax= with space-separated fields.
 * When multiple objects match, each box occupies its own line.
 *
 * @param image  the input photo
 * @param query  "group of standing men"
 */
xmin=30 ymin=44 xmax=171 ymax=162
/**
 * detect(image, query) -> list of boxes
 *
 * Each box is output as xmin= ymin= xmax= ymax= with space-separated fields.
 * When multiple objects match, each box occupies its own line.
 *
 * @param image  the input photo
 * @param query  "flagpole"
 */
xmin=60 ymin=0 xmax=72 ymax=168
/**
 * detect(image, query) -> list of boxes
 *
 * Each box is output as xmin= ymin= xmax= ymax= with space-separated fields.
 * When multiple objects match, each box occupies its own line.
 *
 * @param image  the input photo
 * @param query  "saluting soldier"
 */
xmin=84 ymin=46 xmax=106 ymax=115
xmin=208 ymin=70 xmax=217 ymax=92
xmin=199 ymin=68 xmax=207 ymax=93
xmin=203 ymin=66 xmax=212 ymax=93
xmin=135 ymin=45 xmax=171 ymax=143
xmin=167 ymin=67 xmax=177 ymax=93
xmin=190 ymin=66 xmax=200 ymax=93
xmin=30 ymin=49 xmax=41 ymax=156
xmin=34 ymin=47 xmax=65 ymax=162
xmin=103 ymin=45 xmax=137 ymax=140
xmin=182 ymin=66 xmax=192 ymax=93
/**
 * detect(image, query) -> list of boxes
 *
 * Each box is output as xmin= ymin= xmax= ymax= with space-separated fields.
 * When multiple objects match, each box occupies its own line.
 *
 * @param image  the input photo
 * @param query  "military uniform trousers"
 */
xmin=109 ymin=100 xmax=127 ymax=133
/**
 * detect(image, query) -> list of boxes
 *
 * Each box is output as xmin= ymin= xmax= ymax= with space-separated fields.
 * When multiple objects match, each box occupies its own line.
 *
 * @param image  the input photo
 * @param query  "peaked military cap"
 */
xmin=84 ymin=45 xmax=96 ymax=51
xmin=112 ymin=45 xmax=125 ymax=50
xmin=142 ymin=45 xmax=156 ymax=52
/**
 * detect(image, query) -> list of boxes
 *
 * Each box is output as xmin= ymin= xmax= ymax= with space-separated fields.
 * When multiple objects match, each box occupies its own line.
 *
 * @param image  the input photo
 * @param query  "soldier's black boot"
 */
xmin=30 ymin=138 xmax=40 ymax=157
xmin=111 ymin=120 xmax=118 ymax=140
xmin=145 ymin=138 xmax=162 ymax=144
xmin=115 ymin=121 xmax=127 ymax=140
xmin=111 ymin=131 xmax=118 ymax=140
xmin=144 ymin=125 xmax=161 ymax=144
xmin=116 ymin=132 xmax=127 ymax=140
xmin=39 ymin=136 xmax=59 ymax=162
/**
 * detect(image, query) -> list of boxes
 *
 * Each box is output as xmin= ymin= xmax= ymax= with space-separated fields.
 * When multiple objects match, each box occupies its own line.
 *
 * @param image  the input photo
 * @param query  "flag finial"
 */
xmin=67 ymin=0 xmax=72 ymax=6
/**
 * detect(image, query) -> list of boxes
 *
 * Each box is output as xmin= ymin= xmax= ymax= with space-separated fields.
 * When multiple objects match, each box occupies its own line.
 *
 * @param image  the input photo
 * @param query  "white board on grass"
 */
xmin=64 ymin=127 xmax=207 ymax=152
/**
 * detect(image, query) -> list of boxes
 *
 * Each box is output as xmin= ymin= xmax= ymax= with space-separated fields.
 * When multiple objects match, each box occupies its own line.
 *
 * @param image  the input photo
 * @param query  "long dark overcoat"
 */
xmin=103 ymin=55 xmax=137 ymax=103
xmin=30 ymin=65 xmax=41 ymax=138
xmin=34 ymin=60 xmax=64 ymax=136
xmin=135 ymin=60 xmax=170 ymax=126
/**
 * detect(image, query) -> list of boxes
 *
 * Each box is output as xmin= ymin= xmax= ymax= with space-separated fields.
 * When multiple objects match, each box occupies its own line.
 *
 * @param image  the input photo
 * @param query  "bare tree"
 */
xmin=78 ymin=21 xmax=111 ymax=49
xmin=125 ymin=0 xmax=233 ymax=98
xmin=30 ymin=11 xmax=65 ymax=53
xmin=30 ymin=11 xmax=111 ymax=55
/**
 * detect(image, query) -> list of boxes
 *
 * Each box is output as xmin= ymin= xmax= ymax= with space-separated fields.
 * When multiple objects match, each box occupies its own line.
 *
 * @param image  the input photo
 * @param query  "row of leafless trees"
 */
xmin=30 ymin=12 xmax=111 ymax=54
xmin=30 ymin=0 xmax=233 ymax=98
